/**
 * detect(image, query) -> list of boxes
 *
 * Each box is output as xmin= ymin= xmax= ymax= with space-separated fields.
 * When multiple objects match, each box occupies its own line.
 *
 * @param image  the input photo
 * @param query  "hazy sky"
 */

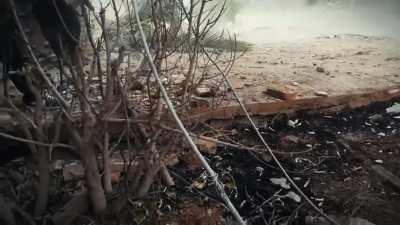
xmin=92 ymin=0 xmax=400 ymax=44
xmin=218 ymin=0 xmax=400 ymax=43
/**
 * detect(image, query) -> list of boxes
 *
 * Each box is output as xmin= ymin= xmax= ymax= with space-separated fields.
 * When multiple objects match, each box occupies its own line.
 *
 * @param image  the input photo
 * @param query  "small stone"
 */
xmin=171 ymin=74 xmax=186 ymax=84
xmin=377 ymin=132 xmax=386 ymax=137
xmin=265 ymin=85 xmax=298 ymax=101
xmin=369 ymin=114 xmax=384 ymax=123
xmin=270 ymin=178 xmax=291 ymax=189
xmin=316 ymin=67 xmax=325 ymax=73
xmin=285 ymin=191 xmax=301 ymax=203
xmin=291 ymin=81 xmax=299 ymax=86
xmin=195 ymin=87 xmax=215 ymax=98
xmin=244 ymin=83 xmax=252 ymax=87
xmin=280 ymin=135 xmax=303 ymax=148
xmin=315 ymin=91 xmax=329 ymax=97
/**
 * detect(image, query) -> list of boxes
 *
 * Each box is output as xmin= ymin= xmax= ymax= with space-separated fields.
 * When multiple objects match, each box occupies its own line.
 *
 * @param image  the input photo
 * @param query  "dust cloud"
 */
xmin=217 ymin=0 xmax=400 ymax=44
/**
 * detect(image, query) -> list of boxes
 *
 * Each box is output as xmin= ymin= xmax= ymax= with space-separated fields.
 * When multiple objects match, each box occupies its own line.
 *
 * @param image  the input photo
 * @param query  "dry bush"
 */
xmin=1 ymin=0 xmax=241 ymax=223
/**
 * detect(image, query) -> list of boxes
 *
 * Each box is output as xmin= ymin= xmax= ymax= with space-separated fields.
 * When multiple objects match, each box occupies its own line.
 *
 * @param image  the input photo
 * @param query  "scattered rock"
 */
xmin=243 ymin=83 xmax=252 ymax=87
xmin=63 ymin=160 xmax=124 ymax=182
xmin=270 ymin=178 xmax=291 ymax=189
xmin=192 ymin=179 xmax=206 ymax=190
xmin=63 ymin=163 xmax=84 ymax=181
xmin=291 ymin=81 xmax=300 ymax=86
xmin=355 ymin=51 xmax=371 ymax=56
xmin=195 ymin=87 xmax=216 ymax=98
xmin=315 ymin=91 xmax=329 ymax=97
xmin=386 ymin=103 xmax=400 ymax=114
xmin=316 ymin=67 xmax=325 ymax=73
xmin=385 ymin=56 xmax=400 ymax=61
xmin=264 ymin=84 xmax=297 ymax=101
xmin=279 ymin=135 xmax=303 ymax=148
xmin=369 ymin=114 xmax=384 ymax=123
xmin=287 ymin=119 xmax=301 ymax=128
xmin=133 ymin=90 xmax=142 ymax=95
xmin=285 ymin=191 xmax=301 ymax=203
xmin=377 ymin=132 xmax=386 ymax=137
xmin=171 ymin=74 xmax=186 ymax=85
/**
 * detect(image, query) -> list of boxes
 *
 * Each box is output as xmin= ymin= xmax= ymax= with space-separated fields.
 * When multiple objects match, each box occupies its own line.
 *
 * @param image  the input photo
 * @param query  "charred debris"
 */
xmin=0 ymin=1 xmax=399 ymax=225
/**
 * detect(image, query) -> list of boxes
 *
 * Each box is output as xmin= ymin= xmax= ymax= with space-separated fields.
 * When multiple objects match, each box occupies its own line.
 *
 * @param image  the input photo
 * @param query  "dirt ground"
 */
xmin=226 ymin=34 xmax=400 ymax=103
xmin=171 ymin=99 xmax=400 ymax=225
xmin=1 ymin=34 xmax=400 ymax=225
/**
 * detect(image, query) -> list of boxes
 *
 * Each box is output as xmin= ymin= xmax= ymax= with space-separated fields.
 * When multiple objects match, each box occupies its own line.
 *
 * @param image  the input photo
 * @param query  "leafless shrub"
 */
xmin=2 ymin=0 xmax=240 ymax=223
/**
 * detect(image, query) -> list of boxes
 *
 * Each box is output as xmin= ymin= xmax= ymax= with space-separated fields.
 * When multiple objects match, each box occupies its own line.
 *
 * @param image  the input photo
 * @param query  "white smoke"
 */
xmin=218 ymin=0 xmax=400 ymax=44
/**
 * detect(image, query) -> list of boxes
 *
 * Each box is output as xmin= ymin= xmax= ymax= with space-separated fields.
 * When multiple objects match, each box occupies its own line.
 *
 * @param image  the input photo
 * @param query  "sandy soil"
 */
xmin=226 ymin=34 xmax=400 ymax=103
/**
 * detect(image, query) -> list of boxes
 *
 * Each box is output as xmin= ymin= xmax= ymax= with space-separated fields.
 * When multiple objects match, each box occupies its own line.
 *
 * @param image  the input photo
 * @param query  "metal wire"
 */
xmin=130 ymin=1 xmax=246 ymax=224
